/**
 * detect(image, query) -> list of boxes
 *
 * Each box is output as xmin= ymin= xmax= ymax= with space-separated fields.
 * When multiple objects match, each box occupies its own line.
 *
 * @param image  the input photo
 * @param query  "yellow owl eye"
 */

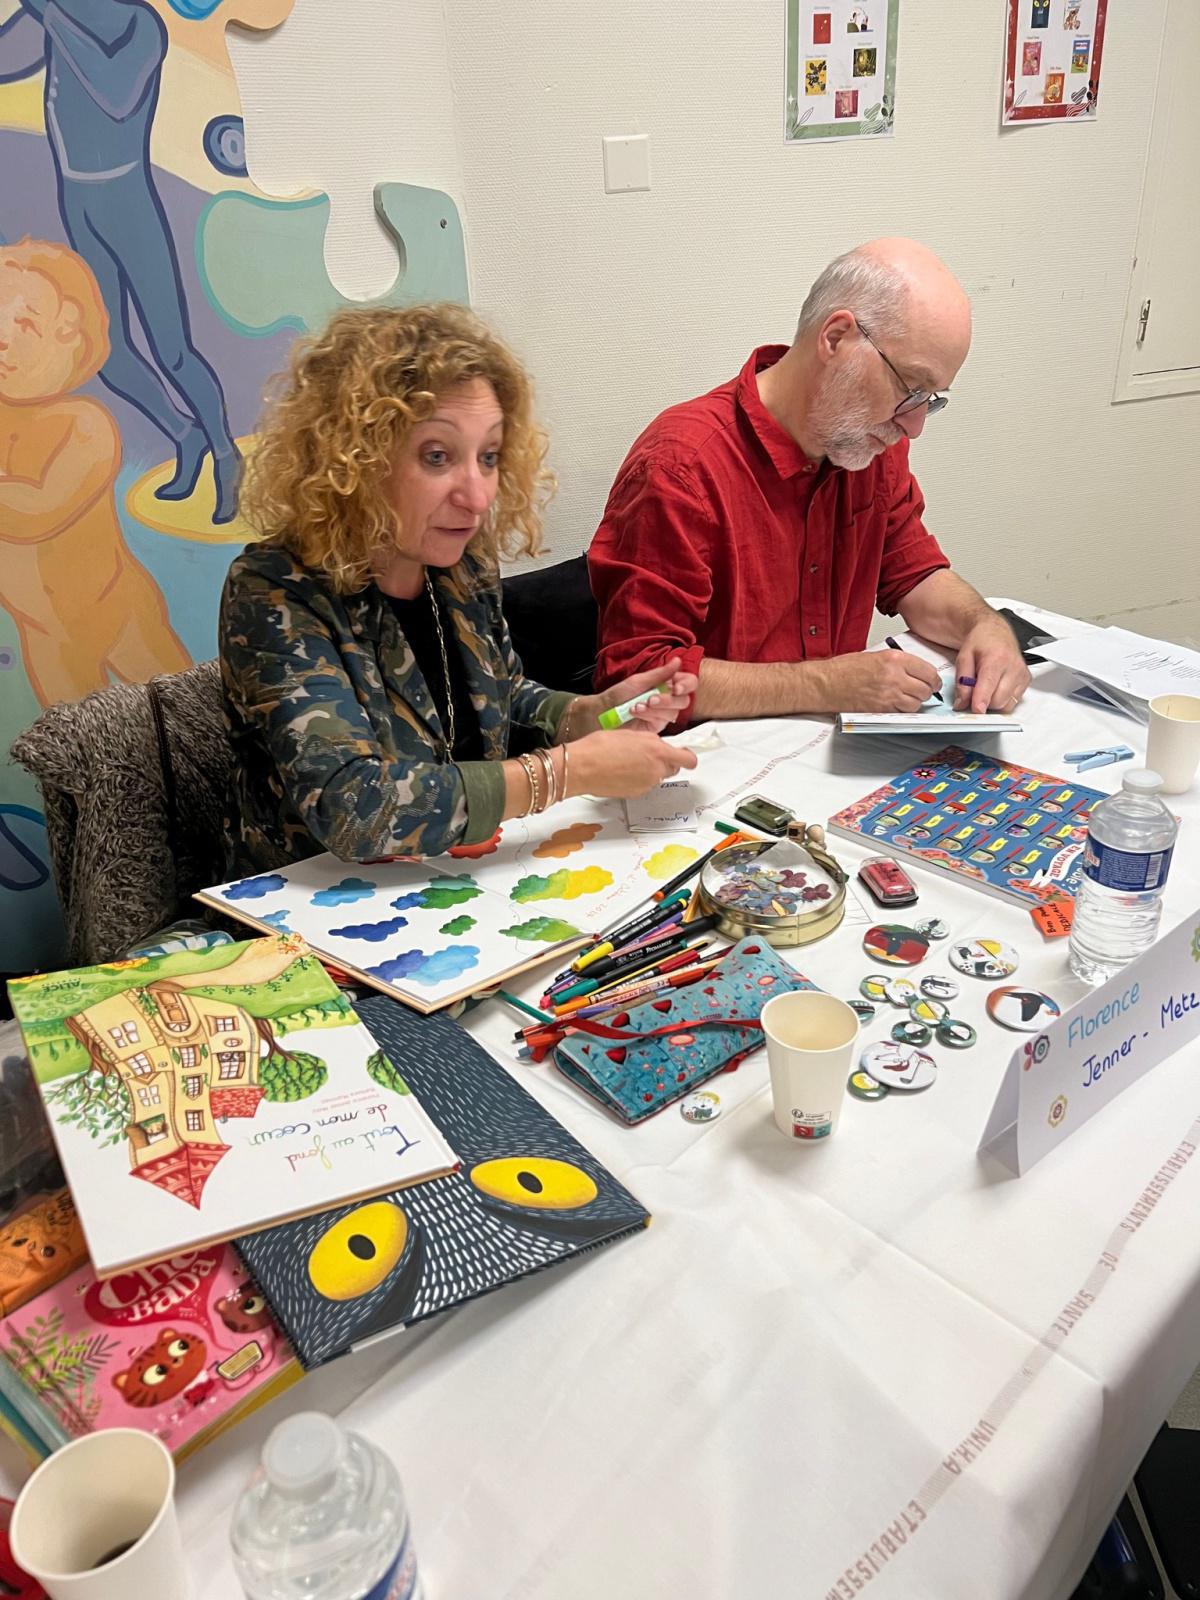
xmin=469 ymin=1157 xmax=598 ymax=1211
xmin=307 ymin=1202 xmax=409 ymax=1302
xmin=144 ymin=1364 xmax=169 ymax=1385
xmin=243 ymin=1295 xmax=265 ymax=1315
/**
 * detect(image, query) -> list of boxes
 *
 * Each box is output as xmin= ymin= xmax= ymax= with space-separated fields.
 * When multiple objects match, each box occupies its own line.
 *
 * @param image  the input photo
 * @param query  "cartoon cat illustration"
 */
xmin=0 ymin=1191 xmax=86 ymax=1314
xmin=112 ymin=1329 xmax=211 ymax=1409
xmin=216 ymin=1282 xmax=272 ymax=1335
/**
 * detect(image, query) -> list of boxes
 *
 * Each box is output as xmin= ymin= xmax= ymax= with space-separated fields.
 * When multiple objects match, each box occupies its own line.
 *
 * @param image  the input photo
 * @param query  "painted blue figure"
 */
xmin=0 ymin=0 xmax=241 ymax=521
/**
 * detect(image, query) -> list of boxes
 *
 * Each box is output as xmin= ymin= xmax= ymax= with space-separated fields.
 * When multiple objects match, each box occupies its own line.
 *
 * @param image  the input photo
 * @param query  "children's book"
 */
xmin=0 ymin=1035 xmax=89 ymax=1314
xmin=197 ymin=795 xmax=709 ymax=1013
xmin=827 ymin=746 xmax=1103 ymax=907
xmin=236 ymin=994 xmax=651 ymax=1368
xmin=7 ymin=935 xmax=458 ymax=1277
xmin=0 ymin=1245 xmax=301 ymax=1462
xmin=836 ymin=667 xmax=1022 ymax=735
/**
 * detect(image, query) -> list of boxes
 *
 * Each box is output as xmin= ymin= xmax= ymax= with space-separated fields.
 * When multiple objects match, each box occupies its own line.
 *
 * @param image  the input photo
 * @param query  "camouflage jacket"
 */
xmin=219 ymin=544 xmax=573 ymax=871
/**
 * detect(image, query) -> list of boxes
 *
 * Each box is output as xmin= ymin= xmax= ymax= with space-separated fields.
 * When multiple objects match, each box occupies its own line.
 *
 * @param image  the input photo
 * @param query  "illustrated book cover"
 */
xmin=235 ymin=994 xmax=651 ymax=1368
xmin=7 ymin=935 xmax=457 ymax=1276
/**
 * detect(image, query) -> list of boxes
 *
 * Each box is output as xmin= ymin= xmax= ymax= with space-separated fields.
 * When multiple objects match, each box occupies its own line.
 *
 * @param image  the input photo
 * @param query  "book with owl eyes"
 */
xmin=6 ymin=935 xmax=458 ymax=1278
xmin=0 ymin=1243 xmax=303 ymax=1463
xmin=235 ymin=995 xmax=652 ymax=1368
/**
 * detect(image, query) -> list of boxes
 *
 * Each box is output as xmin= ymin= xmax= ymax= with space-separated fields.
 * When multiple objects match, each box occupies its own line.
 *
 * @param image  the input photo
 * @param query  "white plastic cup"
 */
xmin=761 ymin=990 xmax=859 ymax=1142
xmin=1145 ymin=694 xmax=1200 ymax=795
xmin=10 ymin=1430 xmax=188 ymax=1600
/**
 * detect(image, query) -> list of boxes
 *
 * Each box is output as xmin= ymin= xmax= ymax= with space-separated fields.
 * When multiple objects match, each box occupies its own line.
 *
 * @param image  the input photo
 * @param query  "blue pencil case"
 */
xmin=552 ymin=938 xmax=817 ymax=1124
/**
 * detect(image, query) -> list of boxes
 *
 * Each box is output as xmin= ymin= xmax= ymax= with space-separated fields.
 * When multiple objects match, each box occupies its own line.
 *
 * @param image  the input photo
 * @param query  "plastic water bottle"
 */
xmin=231 ymin=1412 xmax=424 ymax=1600
xmin=1068 ymin=769 xmax=1177 ymax=986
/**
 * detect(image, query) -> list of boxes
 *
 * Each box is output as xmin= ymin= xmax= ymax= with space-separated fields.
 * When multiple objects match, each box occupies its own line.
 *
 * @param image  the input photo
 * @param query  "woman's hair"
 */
xmin=239 ymin=303 xmax=551 ymax=593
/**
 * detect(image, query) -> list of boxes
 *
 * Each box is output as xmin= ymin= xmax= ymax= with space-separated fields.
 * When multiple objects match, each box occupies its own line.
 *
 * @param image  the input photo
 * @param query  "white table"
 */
xmin=7 ymin=604 xmax=1200 ymax=1600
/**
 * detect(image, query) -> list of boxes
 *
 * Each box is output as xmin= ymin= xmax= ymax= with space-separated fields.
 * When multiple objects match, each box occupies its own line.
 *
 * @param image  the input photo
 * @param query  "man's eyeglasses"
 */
xmin=856 ymin=321 xmax=950 ymax=419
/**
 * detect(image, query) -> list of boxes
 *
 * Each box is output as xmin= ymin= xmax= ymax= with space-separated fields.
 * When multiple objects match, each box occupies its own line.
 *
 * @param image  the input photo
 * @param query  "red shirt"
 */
xmin=589 ymin=345 xmax=949 ymax=693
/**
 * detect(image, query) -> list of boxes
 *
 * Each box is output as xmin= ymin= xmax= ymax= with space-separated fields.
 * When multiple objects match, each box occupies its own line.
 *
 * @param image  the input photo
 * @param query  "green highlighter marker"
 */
xmin=598 ymin=683 xmax=672 ymax=730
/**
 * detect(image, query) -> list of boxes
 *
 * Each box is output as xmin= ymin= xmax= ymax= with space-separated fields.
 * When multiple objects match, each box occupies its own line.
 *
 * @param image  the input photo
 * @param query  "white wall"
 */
xmin=230 ymin=0 xmax=1200 ymax=641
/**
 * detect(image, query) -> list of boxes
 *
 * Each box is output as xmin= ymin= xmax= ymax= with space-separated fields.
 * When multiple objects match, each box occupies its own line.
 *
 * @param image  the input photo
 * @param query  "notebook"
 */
xmin=827 ymin=746 xmax=1102 ymax=907
xmin=0 ymin=1244 xmax=301 ymax=1462
xmin=7 ymin=935 xmax=457 ymax=1276
xmin=235 ymin=995 xmax=651 ymax=1368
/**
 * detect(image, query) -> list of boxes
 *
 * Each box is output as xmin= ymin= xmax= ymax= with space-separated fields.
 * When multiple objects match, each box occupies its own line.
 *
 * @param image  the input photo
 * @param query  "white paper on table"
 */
xmin=1038 ymin=628 xmax=1200 ymax=712
xmin=979 ymin=908 xmax=1200 ymax=1175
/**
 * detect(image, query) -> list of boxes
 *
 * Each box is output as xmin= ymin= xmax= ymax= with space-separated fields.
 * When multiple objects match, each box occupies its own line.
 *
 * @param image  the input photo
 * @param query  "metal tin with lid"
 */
xmin=697 ymin=826 xmax=847 ymax=947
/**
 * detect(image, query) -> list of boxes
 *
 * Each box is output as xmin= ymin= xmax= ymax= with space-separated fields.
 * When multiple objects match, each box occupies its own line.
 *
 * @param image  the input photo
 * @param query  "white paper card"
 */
xmin=979 ymin=910 xmax=1200 ymax=1174
xmin=624 ymin=779 xmax=697 ymax=833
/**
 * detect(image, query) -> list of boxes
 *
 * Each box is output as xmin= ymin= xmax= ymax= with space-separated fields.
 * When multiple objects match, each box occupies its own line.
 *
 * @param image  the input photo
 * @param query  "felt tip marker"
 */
xmin=597 ymin=683 xmax=672 ymax=731
xmin=885 ymin=635 xmax=943 ymax=702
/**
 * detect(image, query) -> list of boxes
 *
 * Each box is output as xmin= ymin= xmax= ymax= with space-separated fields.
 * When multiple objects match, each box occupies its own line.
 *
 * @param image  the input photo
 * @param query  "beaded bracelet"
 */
xmin=517 ymin=753 xmax=540 ymax=817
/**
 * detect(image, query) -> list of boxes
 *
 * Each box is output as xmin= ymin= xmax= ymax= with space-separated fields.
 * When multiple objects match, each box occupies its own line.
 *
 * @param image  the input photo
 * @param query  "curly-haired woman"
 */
xmin=220 ymin=303 xmax=696 ymax=871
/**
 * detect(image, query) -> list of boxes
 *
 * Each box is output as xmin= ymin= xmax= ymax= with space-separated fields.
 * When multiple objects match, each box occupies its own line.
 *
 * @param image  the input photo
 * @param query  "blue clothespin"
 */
xmin=1063 ymin=745 xmax=1135 ymax=772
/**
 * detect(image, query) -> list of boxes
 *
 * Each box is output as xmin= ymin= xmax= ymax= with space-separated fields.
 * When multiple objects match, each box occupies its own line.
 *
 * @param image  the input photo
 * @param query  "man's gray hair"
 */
xmin=795 ymin=250 xmax=909 ymax=340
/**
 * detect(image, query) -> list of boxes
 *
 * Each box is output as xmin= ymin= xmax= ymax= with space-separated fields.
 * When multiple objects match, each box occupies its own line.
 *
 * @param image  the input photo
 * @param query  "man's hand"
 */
xmin=953 ymin=616 xmax=1031 ymax=713
xmin=821 ymin=650 xmax=944 ymax=713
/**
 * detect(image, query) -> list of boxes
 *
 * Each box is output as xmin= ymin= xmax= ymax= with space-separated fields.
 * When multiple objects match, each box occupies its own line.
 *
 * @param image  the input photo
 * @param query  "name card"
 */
xmin=979 ymin=910 xmax=1200 ymax=1173
xmin=624 ymin=779 xmax=697 ymax=833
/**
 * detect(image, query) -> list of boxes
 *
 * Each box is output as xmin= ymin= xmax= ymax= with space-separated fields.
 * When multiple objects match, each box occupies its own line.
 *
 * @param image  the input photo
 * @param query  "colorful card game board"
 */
xmin=827 ymin=747 xmax=1102 ymax=907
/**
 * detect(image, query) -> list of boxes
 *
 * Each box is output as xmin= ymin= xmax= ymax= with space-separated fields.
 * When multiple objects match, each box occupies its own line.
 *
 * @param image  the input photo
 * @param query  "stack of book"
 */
xmin=2 ymin=933 xmax=650 ymax=1455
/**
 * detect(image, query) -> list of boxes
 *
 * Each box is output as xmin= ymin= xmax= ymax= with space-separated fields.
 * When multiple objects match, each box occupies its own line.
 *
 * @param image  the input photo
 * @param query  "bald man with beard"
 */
xmin=589 ymin=238 xmax=1031 ymax=724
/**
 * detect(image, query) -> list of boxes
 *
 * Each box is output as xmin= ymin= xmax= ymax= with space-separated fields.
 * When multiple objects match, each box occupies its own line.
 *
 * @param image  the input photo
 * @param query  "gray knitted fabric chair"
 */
xmin=10 ymin=662 xmax=234 ymax=965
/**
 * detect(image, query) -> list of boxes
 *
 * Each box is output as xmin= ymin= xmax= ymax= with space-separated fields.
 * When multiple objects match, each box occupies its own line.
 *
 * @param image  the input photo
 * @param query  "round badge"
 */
xmin=860 ymin=974 xmax=891 ymax=1001
xmin=920 ymin=974 xmax=959 ymax=1001
xmin=848 ymin=998 xmax=876 ymax=1023
xmin=915 ymin=917 xmax=950 ymax=940
xmin=909 ymin=997 xmax=948 ymax=1026
xmin=884 ymin=978 xmax=919 ymax=1008
xmin=860 ymin=1042 xmax=937 ymax=1092
xmin=891 ymin=1020 xmax=931 ymax=1047
xmin=848 ymin=1069 xmax=889 ymax=1101
xmin=936 ymin=1019 xmax=976 ymax=1049
xmin=863 ymin=925 xmax=930 ymax=966
xmin=949 ymin=938 xmax=1020 ymax=980
xmin=986 ymin=986 xmax=1062 ymax=1033
xmin=679 ymin=1089 xmax=722 ymax=1124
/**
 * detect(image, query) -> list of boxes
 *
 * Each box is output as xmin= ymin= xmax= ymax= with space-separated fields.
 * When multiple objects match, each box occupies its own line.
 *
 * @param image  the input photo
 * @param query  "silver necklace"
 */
xmin=424 ymin=571 xmax=456 ymax=755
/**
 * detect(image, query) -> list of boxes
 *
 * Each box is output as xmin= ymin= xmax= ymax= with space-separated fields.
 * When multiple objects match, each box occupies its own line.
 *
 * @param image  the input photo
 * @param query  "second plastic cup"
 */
xmin=761 ymin=990 xmax=859 ymax=1142
xmin=1145 ymin=694 xmax=1200 ymax=795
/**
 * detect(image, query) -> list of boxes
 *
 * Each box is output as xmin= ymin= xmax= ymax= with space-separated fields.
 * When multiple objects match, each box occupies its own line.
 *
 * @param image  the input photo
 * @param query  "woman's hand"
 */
xmin=567 ymin=729 xmax=698 ymax=799
xmin=565 ymin=659 xmax=697 ymax=739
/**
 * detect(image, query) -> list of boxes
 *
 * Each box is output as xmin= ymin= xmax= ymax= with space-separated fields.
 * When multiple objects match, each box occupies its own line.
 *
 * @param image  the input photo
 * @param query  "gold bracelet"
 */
xmin=559 ymin=697 xmax=580 ymax=746
xmin=517 ymin=753 xmax=539 ymax=817
xmin=560 ymin=742 xmax=570 ymax=802
xmin=534 ymin=747 xmax=557 ymax=812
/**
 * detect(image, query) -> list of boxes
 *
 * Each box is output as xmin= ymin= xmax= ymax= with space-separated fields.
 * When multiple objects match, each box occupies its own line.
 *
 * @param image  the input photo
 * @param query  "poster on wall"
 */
xmin=1003 ymin=0 xmax=1108 ymax=122
xmin=0 ymin=0 xmax=468 ymax=973
xmin=785 ymin=0 xmax=899 ymax=142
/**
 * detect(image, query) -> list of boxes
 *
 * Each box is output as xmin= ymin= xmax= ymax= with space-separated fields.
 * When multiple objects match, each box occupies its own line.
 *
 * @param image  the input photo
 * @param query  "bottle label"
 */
xmin=1084 ymin=838 xmax=1174 ymax=892
xmin=359 ymin=1529 xmax=421 ymax=1600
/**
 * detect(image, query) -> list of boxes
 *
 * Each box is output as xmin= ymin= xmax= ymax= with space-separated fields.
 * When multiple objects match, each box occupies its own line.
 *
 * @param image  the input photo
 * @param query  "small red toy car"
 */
xmin=857 ymin=856 xmax=919 ymax=908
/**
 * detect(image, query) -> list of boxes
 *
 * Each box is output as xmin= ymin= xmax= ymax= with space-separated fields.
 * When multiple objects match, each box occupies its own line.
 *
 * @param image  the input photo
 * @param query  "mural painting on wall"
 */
xmin=0 ymin=0 xmax=469 ymax=972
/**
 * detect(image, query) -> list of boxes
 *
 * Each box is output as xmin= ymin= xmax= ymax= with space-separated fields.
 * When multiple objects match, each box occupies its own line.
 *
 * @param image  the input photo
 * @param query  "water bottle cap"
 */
xmin=1121 ymin=768 xmax=1164 ymax=794
xmin=263 ymin=1411 xmax=345 ymax=1495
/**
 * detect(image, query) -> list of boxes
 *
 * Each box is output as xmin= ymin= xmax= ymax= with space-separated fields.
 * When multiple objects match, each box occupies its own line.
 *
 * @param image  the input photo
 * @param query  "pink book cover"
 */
xmin=0 ymin=1244 xmax=299 ymax=1456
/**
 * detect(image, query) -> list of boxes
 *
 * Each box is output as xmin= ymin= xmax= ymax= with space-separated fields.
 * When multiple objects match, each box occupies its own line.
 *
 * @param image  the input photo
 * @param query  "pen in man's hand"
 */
xmin=884 ymin=635 xmax=943 ymax=702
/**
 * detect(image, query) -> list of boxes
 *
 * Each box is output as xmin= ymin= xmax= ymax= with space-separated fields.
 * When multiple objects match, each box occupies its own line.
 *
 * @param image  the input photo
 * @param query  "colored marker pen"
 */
xmin=598 ymin=683 xmax=672 ymax=730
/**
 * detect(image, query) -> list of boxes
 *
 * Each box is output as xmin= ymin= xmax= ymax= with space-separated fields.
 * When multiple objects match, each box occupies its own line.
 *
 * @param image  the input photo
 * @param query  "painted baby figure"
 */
xmin=0 ymin=237 xmax=190 ymax=707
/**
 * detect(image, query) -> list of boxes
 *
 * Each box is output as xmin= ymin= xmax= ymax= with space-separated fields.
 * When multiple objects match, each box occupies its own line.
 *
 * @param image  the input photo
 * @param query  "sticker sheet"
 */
xmin=1003 ymin=0 xmax=1108 ymax=123
xmin=785 ymin=0 xmax=899 ymax=141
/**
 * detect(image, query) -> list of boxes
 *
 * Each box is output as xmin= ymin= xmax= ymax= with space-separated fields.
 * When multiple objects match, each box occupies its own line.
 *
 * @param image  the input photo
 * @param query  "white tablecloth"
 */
xmin=6 ymin=603 xmax=1200 ymax=1600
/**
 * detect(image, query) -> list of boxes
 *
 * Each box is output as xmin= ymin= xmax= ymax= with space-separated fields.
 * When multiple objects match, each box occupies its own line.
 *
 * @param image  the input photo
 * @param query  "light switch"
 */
xmin=602 ymin=135 xmax=650 ymax=194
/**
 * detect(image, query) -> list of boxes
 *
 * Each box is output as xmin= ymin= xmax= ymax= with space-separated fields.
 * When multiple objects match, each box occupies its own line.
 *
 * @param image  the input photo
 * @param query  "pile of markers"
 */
xmin=505 ymin=831 xmax=757 ymax=1061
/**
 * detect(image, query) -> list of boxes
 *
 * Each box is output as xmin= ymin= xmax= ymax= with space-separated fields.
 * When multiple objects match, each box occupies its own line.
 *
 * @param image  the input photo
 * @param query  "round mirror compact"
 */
xmin=697 ymin=827 xmax=846 ymax=947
